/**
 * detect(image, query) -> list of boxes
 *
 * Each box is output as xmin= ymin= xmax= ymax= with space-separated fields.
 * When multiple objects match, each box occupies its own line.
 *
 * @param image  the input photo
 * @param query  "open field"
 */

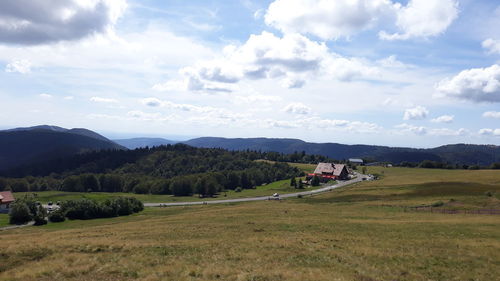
xmin=0 ymin=214 xmax=8 ymax=227
xmin=13 ymin=178 xmax=314 ymax=204
xmin=1 ymin=167 xmax=499 ymax=280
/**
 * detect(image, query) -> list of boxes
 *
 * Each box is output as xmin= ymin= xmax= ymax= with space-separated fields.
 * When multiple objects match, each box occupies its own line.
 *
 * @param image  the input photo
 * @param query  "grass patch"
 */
xmin=14 ymin=177 xmax=317 ymax=204
xmin=1 ymin=167 xmax=499 ymax=280
xmin=0 ymin=214 xmax=9 ymax=227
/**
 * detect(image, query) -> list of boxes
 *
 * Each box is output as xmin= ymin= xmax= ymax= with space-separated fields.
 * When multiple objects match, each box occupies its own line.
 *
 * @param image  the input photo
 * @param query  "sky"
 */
xmin=0 ymin=0 xmax=500 ymax=147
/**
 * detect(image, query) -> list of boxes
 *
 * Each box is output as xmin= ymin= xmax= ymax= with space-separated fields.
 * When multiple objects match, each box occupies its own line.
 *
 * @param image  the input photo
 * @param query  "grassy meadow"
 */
xmin=1 ymin=167 xmax=499 ymax=280
xmin=12 ymin=178 xmax=313 ymax=204
xmin=0 ymin=213 xmax=8 ymax=227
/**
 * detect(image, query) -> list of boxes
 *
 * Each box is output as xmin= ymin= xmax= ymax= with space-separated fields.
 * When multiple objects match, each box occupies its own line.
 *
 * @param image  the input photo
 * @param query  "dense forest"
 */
xmin=0 ymin=144 xmax=336 ymax=197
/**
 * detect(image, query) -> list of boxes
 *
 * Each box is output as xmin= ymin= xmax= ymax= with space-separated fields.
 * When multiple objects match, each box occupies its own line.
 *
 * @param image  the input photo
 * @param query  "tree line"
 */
xmin=0 ymin=144 xmax=303 ymax=197
xmin=8 ymin=194 xmax=144 ymax=225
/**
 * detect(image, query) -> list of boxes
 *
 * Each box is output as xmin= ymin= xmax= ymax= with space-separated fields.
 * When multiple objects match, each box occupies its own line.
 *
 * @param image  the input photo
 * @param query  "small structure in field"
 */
xmin=349 ymin=158 xmax=364 ymax=165
xmin=0 ymin=191 xmax=15 ymax=213
xmin=308 ymin=163 xmax=349 ymax=181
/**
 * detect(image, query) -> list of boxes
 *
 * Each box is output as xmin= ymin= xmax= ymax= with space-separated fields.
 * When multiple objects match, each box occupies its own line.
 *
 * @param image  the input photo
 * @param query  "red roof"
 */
xmin=0 ymin=191 xmax=15 ymax=204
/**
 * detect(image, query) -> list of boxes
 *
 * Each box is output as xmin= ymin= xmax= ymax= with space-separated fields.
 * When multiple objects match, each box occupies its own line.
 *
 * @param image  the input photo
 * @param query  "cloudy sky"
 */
xmin=1 ymin=0 xmax=500 ymax=147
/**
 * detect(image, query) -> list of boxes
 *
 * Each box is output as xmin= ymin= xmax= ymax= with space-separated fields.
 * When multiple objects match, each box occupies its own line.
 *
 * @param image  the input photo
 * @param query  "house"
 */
xmin=309 ymin=163 xmax=349 ymax=181
xmin=349 ymin=158 xmax=364 ymax=165
xmin=0 ymin=191 xmax=15 ymax=213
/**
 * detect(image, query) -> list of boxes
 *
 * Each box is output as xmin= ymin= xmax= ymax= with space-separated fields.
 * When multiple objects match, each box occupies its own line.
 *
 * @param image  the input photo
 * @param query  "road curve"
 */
xmin=144 ymin=173 xmax=364 ymax=207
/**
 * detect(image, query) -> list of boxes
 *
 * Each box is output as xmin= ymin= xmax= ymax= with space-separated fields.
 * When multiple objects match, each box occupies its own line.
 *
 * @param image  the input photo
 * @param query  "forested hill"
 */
xmin=0 ymin=144 xmax=304 ymax=197
xmin=184 ymin=137 xmax=500 ymax=166
xmin=0 ymin=126 xmax=124 ymax=171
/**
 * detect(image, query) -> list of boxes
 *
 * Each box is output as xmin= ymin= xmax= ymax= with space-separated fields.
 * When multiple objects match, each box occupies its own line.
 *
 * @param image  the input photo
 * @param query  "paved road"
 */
xmin=144 ymin=173 xmax=365 ymax=207
xmin=0 ymin=221 xmax=34 ymax=231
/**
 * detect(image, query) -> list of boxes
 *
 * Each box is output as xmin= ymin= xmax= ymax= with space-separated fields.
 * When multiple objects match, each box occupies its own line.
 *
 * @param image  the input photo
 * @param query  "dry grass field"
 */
xmin=1 ymin=167 xmax=499 ymax=281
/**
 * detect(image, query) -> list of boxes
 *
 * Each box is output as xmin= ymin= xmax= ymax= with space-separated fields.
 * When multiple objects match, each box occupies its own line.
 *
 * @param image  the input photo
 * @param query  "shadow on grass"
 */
xmin=304 ymin=182 xmax=500 ymax=204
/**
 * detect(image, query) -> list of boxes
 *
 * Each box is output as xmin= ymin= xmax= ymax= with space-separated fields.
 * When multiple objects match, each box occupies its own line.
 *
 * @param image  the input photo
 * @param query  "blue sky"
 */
xmin=0 ymin=0 xmax=499 ymax=147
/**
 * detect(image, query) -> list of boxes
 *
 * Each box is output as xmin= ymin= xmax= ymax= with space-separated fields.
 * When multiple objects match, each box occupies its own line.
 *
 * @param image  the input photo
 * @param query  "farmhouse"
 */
xmin=309 ymin=163 xmax=349 ymax=181
xmin=0 ymin=191 xmax=15 ymax=213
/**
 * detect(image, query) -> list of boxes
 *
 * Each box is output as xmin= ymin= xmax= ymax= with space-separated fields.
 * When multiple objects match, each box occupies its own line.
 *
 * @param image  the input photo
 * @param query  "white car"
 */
xmin=272 ymin=193 xmax=279 ymax=197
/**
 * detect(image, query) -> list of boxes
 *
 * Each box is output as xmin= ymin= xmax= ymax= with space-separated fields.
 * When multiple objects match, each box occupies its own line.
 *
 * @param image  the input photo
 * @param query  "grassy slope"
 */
xmin=13 ymin=178 xmax=314 ymax=204
xmin=0 ymin=167 xmax=499 ymax=281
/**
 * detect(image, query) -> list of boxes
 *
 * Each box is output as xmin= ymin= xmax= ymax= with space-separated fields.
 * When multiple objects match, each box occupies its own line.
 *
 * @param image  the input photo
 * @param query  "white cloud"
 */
xmin=0 ymin=0 xmax=127 ymax=45
xmin=403 ymin=106 xmax=428 ymax=120
xmin=39 ymin=93 xmax=53 ymax=99
xmin=396 ymin=123 xmax=427 ymax=135
xmin=90 ymin=96 xmax=118 ymax=103
xmin=379 ymin=0 xmax=458 ymax=41
xmin=435 ymin=64 xmax=500 ymax=103
xmin=479 ymin=128 xmax=500 ymax=136
xmin=265 ymin=0 xmax=393 ymax=40
xmin=431 ymin=115 xmax=454 ymax=123
xmin=428 ymin=128 xmax=468 ymax=137
xmin=482 ymin=38 xmax=500 ymax=54
xmin=141 ymin=97 xmax=162 ymax=107
xmin=483 ymin=111 xmax=500 ymax=119
xmin=233 ymin=95 xmax=282 ymax=104
xmin=5 ymin=59 xmax=31 ymax=73
xmin=283 ymin=103 xmax=311 ymax=115
xmin=64 ymin=96 xmax=74 ymax=100
xmin=157 ymin=31 xmax=379 ymax=91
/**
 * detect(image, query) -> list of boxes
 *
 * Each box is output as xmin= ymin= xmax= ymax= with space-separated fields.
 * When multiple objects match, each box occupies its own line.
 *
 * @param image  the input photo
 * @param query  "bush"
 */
xmin=485 ymin=191 xmax=494 ymax=197
xmin=311 ymin=175 xmax=320 ymax=187
xmin=48 ymin=210 xmax=66 ymax=222
xmin=61 ymin=197 xmax=144 ymax=220
xmin=431 ymin=201 xmax=444 ymax=207
xmin=235 ymin=187 xmax=242 ymax=193
xmin=33 ymin=205 xmax=47 ymax=226
xmin=9 ymin=201 xmax=32 ymax=224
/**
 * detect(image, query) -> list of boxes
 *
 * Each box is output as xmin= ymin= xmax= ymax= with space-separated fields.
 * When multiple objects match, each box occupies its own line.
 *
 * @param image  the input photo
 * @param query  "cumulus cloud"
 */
xmin=479 ymin=128 xmax=500 ymax=136
xmin=435 ymin=64 xmax=500 ymax=103
xmin=483 ymin=111 xmax=500 ymax=119
xmin=482 ymin=38 xmax=500 ymax=54
xmin=379 ymin=0 xmax=458 ymax=40
xmin=156 ymin=31 xmax=378 ymax=91
xmin=429 ymin=128 xmax=468 ymax=137
xmin=39 ymin=93 xmax=52 ymax=98
xmin=403 ymin=106 xmax=428 ymax=120
xmin=265 ymin=0 xmax=393 ymax=40
xmin=283 ymin=103 xmax=311 ymax=115
xmin=396 ymin=123 xmax=427 ymax=135
xmin=141 ymin=97 xmax=162 ymax=107
xmin=431 ymin=115 xmax=454 ymax=123
xmin=90 ymin=96 xmax=118 ymax=103
xmin=5 ymin=59 xmax=31 ymax=73
xmin=0 ymin=0 xmax=127 ymax=45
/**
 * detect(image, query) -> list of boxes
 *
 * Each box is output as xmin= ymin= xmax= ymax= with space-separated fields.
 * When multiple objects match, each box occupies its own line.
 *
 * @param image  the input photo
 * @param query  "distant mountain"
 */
xmin=0 ymin=125 xmax=125 ymax=171
xmin=114 ymin=138 xmax=178 ymax=149
xmin=183 ymin=137 xmax=500 ymax=166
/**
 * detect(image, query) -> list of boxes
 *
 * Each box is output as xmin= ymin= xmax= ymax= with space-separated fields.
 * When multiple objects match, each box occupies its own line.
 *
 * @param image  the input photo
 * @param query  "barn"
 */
xmin=309 ymin=163 xmax=349 ymax=181
xmin=0 ymin=191 xmax=15 ymax=213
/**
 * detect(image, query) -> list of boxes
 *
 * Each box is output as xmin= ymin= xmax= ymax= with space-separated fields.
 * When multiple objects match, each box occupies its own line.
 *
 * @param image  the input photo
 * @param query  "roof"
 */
xmin=313 ymin=163 xmax=347 ymax=176
xmin=349 ymin=158 xmax=364 ymax=163
xmin=0 ymin=191 xmax=14 ymax=204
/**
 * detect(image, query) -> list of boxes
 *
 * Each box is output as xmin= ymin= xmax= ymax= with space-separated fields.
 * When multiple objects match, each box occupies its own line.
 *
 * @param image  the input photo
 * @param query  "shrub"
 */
xmin=311 ymin=175 xmax=320 ymax=187
xmin=48 ymin=210 xmax=66 ymax=222
xmin=235 ymin=187 xmax=242 ymax=193
xmin=60 ymin=197 xmax=144 ymax=220
xmin=485 ymin=191 xmax=494 ymax=197
xmin=33 ymin=205 xmax=47 ymax=226
xmin=431 ymin=201 xmax=444 ymax=207
xmin=9 ymin=201 xmax=32 ymax=224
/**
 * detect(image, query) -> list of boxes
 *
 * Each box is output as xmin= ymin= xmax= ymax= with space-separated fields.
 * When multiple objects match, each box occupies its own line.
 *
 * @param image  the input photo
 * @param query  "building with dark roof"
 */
xmin=310 ymin=163 xmax=349 ymax=180
xmin=0 ymin=191 xmax=15 ymax=212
